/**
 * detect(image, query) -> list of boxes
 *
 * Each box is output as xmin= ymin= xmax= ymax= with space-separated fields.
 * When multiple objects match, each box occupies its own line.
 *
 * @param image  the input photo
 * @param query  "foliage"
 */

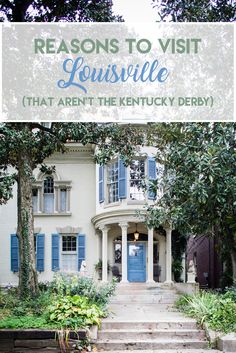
xmin=224 ymin=282 xmax=236 ymax=302
xmin=94 ymin=259 xmax=111 ymax=273
xmin=0 ymin=315 xmax=55 ymax=329
xmin=47 ymin=295 xmax=105 ymax=329
xmin=0 ymin=0 xmax=123 ymax=22
xmin=172 ymin=258 xmax=183 ymax=282
xmin=0 ymin=275 xmax=116 ymax=329
xmin=176 ymin=291 xmax=236 ymax=333
xmin=172 ymin=230 xmax=187 ymax=282
xmin=145 ymin=123 xmax=236 ymax=279
xmin=152 ymin=0 xmax=236 ymax=22
xmin=49 ymin=273 xmax=117 ymax=308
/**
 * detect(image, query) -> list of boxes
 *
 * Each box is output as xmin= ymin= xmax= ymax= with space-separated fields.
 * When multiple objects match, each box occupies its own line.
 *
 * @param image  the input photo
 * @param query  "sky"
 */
xmin=112 ymin=0 xmax=157 ymax=22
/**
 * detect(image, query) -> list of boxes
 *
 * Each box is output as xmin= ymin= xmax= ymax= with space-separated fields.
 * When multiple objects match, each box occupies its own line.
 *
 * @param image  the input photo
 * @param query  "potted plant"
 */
xmin=94 ymin=259 xmax=111 ymax=280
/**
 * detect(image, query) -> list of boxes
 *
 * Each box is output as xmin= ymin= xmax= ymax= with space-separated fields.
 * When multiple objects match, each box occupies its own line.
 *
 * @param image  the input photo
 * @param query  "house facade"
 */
xmin=0 ymin=143 xmax=174 ymax=286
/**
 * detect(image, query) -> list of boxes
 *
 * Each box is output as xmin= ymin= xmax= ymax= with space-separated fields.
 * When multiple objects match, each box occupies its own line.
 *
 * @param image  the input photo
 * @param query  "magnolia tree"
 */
xmin=0 ymin=0 xmax=123 ymax=22
xmin=152 ymin=0 xmax=235 ymax=22
xmin=0 ymin=123 xmax=144 ymax=296
xmin=146 ymin=123 xmax=236 ymax=282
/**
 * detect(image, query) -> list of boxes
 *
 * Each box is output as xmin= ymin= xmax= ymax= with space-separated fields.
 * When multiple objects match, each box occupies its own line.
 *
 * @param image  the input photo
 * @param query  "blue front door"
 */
xmin=128 ymin=242 xmax=146 ymax=282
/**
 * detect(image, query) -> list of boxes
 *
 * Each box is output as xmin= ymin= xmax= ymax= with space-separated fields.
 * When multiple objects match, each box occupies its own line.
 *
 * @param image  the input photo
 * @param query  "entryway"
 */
xmin=127 ymin=242 xmax=146 ymax=282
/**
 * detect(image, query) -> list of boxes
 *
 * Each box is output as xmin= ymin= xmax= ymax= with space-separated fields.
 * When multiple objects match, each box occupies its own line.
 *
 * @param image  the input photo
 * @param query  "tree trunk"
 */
xmin=11 ymin=0 xmax=31 ymax=22
xmin=17 ymin=150 xmax=38 ymax=297
xmin=231 ymin=249 xmax=236 ymax=280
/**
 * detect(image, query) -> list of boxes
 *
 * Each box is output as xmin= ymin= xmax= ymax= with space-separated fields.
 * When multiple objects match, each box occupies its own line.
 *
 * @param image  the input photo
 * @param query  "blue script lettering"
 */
xmin=57 ymin=56 xmax=169 ymax=93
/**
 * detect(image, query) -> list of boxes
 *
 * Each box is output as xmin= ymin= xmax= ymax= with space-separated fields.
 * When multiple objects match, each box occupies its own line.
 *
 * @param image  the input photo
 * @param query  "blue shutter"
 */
xmin=52 ymin=234 xmax=60 ymax=271
xmin=36 ymin=234 xmax=45 ymax=272
xmin=11 ymin=234 xmax=19 ymax=272
xmin=78 ymin=234 xmax=86 ymax=271
xmin=99 ymin=165 xmax=104 ymax=203
xmin=148 ymin=157 xmax=157 ymax=200
xmin=118 ymin=159 xmax=127 ymax=199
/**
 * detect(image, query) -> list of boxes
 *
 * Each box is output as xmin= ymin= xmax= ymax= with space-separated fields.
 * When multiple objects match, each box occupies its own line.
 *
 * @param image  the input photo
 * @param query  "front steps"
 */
xmin=94 ymin=351 xmax=220 ymax=353
xmin=96 ymin=321 xmax=209 ymax=351
xmin=94 ymin=283 xmax=221 ymax=352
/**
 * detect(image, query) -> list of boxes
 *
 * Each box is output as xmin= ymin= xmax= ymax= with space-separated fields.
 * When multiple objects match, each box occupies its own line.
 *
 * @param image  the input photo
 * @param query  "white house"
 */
xmin=0 ymin=143 xmax=174 ymax=286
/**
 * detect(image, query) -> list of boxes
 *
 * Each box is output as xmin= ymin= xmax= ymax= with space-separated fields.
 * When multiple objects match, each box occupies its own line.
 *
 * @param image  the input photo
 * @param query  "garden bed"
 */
xmin=175 ymin=286 xmax=236 ymax=334
xmin=0 ymin=329 xmax=86 ymax=353
xmin=0 ymin=274 xmax=117 ymax=352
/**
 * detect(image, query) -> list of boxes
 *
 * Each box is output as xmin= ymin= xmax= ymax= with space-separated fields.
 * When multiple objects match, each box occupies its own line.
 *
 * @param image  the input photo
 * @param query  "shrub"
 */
xmin=0 ymin=315 xmax=54 ymax=329
xmin=49 ymin=273 xmax=117 ymax=308
xmin=176 ymin=291 xmax=236 ymax=333
xmin=47 ymin=295 xmax=105 ymax=329
xmin=223 ymin=282 xmax=236 ymax=302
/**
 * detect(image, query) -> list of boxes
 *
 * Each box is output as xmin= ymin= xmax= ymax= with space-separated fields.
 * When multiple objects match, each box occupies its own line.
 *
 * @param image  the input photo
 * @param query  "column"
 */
xmin=101 ymin=226 xmax=109 ymax=282
xmin=158 ymin=238 xmax=165 ymax=282
xmin=119 ymin=222 xmax=128 ymax=283
xmin=165 ymin=227 xmax=173 ymax=283
xmin=147 ymin=227 xmax=155 ymax=283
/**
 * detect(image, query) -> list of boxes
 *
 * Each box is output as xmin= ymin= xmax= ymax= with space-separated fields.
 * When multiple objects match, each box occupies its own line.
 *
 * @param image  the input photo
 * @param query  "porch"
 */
xmin=92 ymin=211 xmax=173 ymax=283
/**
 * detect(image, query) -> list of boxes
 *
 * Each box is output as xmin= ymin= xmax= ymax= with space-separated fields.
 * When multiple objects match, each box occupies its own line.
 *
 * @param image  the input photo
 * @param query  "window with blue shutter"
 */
xmin=118 ymin=159 xmax=127 ymax=199
xmin=36 ymin=234 xmax=45 ymax=272
xmin=11 ymin=234 xmax=19 ymax=272
xmin=78 ymin=234 xmax=85 ymax=271
xmin=148 ymin=157 xmax=157 ymax=200
xmin=52 ymin=234 xmax=60 ymax=271
xmin=99 ymin=165 xmax=104 ymax=203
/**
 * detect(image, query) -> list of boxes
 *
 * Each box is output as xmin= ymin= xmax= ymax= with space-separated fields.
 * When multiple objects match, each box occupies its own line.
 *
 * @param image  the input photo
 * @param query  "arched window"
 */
xmin=32 ymin=172 xmax=71 ymax=215
xmin=43 ymin=176 xmax=54 ymax=213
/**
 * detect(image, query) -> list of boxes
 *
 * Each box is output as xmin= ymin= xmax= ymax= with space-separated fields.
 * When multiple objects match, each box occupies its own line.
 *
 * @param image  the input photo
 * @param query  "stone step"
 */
xmin=115 ymin=289 xmax=177 ymax=295
xmin=116 ymin=283 xmax=174 ymax=289
xmin=95 ymin=348 xmax=222 ymax=353
xmin=101 ymin=321 xmax=198 ymax=330
xmin=111 ymin=295 xmax=178 ymax=304
xmin=95 ymin=339 xmax=208 ymax=351
xmin=109 ymin=304 xmax=175 ymax=312
xmin=98 ymin=329 xmax=206 ymax=340
xmin=116 ymin=283 xmax=176 ymax=292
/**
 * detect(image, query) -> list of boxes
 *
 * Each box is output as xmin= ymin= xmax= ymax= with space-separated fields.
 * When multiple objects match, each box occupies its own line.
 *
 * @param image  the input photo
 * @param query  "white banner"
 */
xmin=1 ymin=23 xmax=234 ymax=122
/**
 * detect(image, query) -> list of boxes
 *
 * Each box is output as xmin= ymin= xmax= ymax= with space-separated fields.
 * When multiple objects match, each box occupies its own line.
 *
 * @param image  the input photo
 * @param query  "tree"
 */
xmin=0 ymin=123 xmax=144 ymax=296
xmin=0 ymin=0 xmax=123 ymax=22
xmin=0 ymin=0 xmax=123 ymax=298
xmin=146 ymin=123 xmax=236 ymax=282
xmin=152 ymin=0 xmax=236 ymax=22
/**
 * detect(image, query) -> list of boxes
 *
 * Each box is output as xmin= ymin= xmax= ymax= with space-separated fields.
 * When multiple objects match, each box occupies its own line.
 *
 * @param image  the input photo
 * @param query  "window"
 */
xmin=43 ymin=176 xmax=54 ymax=213
xmin=60 ymin=189 xmax=67 ymax=212
xmin=107 ymin=161 xmax=119 ymax=203
xmin=114 ymin=243 xmax=122 ymax=263
xmin=62 ymin=235 xmax=77 ymax=252
xmin=32 ymin=173 xmax=71 ymax=214
xmin=61 ymin=235 xmax=77 ymax=272
xmin=129 ymin=159 xmax=145 ymax=200
xmin=32 ymin=189 xmax=38 ymax=213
